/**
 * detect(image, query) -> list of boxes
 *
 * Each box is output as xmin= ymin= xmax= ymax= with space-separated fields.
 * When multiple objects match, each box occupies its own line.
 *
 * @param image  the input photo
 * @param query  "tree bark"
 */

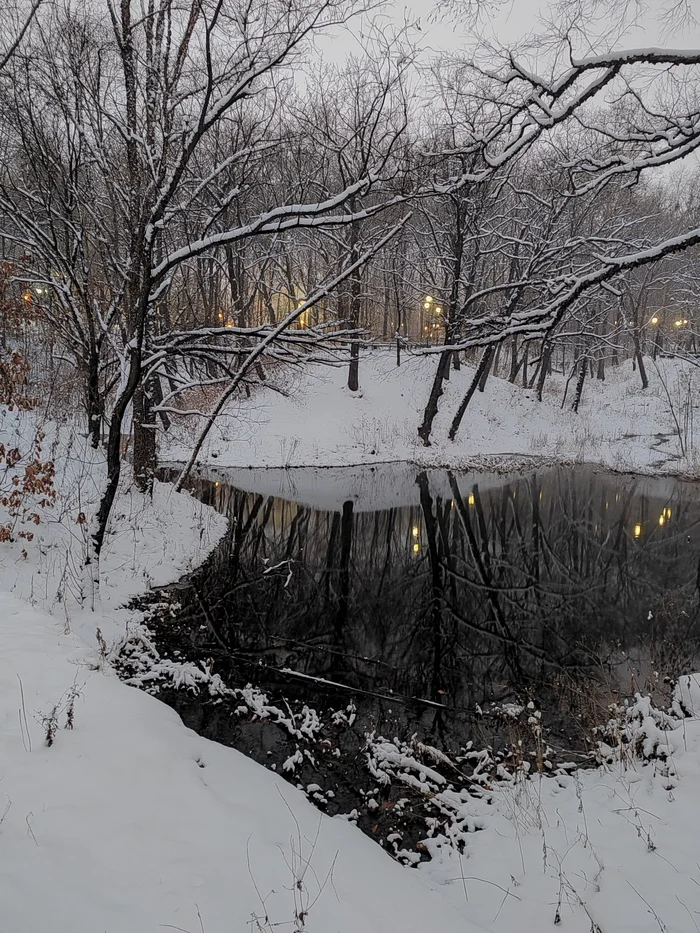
xmin=418 ymin=350 xmax=452 ymax=446
xmin=448 ymin=344 xmax=494 ymax=441
xmin=536 ymin=343 xmax=552 ymax=401
xmin=632 ymin=333 xmax=649 ymax=389
xmin=132 ymin=379 xmax=156 ymax=494
xmin=571 ymin=357 xmax=587 ymax=413
xmin=85 ymin=349 xmax=102 ymax=449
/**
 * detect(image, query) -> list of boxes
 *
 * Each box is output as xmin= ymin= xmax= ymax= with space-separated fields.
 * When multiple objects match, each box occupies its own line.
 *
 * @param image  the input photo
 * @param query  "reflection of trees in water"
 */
xmin=176 ymin=468 xmax=700 ymax=723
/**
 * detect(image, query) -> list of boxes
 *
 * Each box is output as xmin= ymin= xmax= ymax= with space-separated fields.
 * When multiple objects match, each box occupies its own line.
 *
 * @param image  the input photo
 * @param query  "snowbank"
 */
xmin=0 ymin=410 xmax=480 ymax=932
xmin=162 ymin=350 xmax=700 ymax=476
xmin=0 ymin=594 xmax=478 ymax=933
xmin=0 ymin=408 xmax=226 ymax=643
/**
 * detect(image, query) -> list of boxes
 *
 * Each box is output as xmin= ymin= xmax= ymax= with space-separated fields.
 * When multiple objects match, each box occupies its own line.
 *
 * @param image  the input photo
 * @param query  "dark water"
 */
xmin=138 ymin=463 xmax=700 ymax=846
xmin=162 ymin=463 xmax=700 ymax=696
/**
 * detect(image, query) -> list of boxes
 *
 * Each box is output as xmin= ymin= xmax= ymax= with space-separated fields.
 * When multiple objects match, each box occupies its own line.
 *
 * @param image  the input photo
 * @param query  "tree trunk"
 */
xmin=571 ymin=357 xmax=587 ymax=413
xmin=347 ymin=217 xmax=361 ymax=392
xmin=418 ymin=350 xmax=452 ymax=446
xmin=132 ymin=378 xmax=157 ymax=493
xmin=536 ymin=343 xmax=552 ymax=401
xmin=508 ymin=335 xmax=519 ymax=383
xmin=493 ymin=341 xmax=502 ymax=377
xmin=93 ymin=352 xmax=141 ymax=558
xmin=448 ymin=345 xmax=494 ymax=441
xmin=632 ymin=333 xmax=649 ymax=389
xmin=85 ymin=349 xmax=102 ymax=449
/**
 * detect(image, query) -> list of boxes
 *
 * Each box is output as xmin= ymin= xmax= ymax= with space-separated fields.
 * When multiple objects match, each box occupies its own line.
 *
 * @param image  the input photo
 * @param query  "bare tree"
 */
xmin=1 ymin=0 xmax=415 ymax=566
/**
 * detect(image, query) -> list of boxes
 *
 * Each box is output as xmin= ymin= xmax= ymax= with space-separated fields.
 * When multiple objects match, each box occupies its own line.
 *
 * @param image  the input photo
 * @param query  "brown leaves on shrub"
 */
xmin=0 ymin=431 xmax=56 ymax=543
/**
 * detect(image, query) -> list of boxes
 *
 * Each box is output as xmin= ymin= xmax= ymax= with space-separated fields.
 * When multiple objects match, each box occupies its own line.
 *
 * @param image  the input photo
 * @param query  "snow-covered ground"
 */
xmin=0 ymin=593 xmax=486 ymax=933
xmin=162 ymin=350 xmax=700 ymax=476
xmin=0 ymin=407 xmax=225 ymax=644
xmin=411 ymin=683 xmax=700 ymax=933
xmin=0 ymin=409 xmax=480 ymax=932
xmin=4 ymin=380 xmax=700 ymax=933
xmin=3 ymin=579 xmax=700 ymax=933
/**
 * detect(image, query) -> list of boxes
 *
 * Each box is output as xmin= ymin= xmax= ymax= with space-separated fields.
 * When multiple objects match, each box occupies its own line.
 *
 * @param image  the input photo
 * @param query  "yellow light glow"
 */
xmin=435 ymin=306 xmax=442 ymax=314
xmin=412 ymin=542 xmax=420 ymax=554
xmin=412 ymin=525 xmax=420 ymax=537
xmin=650 ymin=316 xmax=659 ymax=325
xmin=634 ymin=523 xmax=642 ymax=539
xmin=675 ymin=320 xmax=683 ymax=327
xmin=424 ymin=302 xmax=431 ymax=310
xmin=215 ymin=481 xmax=220 ymax=487
xmin=658 ymin=514 xmax=665 ymax=526
xmin=665 ymin=507 xmax=672 ymax=519
xmin=468 ymin=493 xmax=475 ymax=506
xmin=425 ymin=295 xmax=434 ymax=303
xmin=22 ymin=292 xmax=32 ymax=302
xmin=218 ymin=312 xmax=223 ymax=319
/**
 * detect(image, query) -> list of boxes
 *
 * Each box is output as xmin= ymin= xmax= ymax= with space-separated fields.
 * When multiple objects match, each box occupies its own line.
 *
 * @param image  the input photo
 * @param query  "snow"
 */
xmin=365 ymin=703 xmax=700 ymax=933
xmin=0 ymin=594 xmax=482 ymax=933
xmin=0 ymin=410 xmax=479 ymax=933
xmin=4 ymin=376 xmax=700 ymax=933
xmin=674 ymin=672 xmax=700 ymax=717
xmin=162 ymin=349 xmax=700 ymax=478
xmin=0 ymin=408 xmax=225 ymax=645
xmin=177 ymin=460 xmax=690 ymax=514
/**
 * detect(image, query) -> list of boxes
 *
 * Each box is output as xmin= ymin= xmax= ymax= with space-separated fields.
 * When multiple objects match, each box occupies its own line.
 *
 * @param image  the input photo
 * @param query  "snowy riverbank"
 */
xmin=162 ymin=350 xmax=700 ymax=477
xmin=4 ymin=402 xmax=700 ymax=933
xmin=0 ymin=411 xmax=481 ymax=932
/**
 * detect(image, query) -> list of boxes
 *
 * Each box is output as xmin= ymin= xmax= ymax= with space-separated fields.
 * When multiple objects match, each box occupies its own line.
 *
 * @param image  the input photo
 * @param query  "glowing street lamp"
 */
xmin=650 ymin=316 xmax=659 ymax=325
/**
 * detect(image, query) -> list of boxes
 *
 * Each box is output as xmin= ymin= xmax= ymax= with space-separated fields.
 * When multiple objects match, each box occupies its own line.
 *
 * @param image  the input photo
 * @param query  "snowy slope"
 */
xmin=0 ymin=593 xmax=482 ymax=933
xmin=4 ymin=396 xmax=700 ymax=933
xmin=162 ymin=350 xmax=700 ymax=475
xmin=414 ymin=699 xmax=700 ymax=933
xmin=0 ymin=411 xmax=479 ymax=933
xmin=5 ymin=588 xmax=699 ymax=933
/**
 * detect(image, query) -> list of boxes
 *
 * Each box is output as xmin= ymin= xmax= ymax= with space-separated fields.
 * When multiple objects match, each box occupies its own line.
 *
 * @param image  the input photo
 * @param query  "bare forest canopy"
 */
xmin=2 ymin=0 xmax=700 ymax=554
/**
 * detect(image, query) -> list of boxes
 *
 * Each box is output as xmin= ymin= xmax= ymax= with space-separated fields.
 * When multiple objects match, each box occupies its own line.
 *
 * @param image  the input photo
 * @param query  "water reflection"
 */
xmin=160 ymin=464 xmax=700 ymax=745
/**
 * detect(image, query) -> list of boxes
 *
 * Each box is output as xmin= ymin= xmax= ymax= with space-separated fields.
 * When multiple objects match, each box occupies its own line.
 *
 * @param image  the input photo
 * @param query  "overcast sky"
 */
xmin=320 ymin=0 xmax=700 ymax=63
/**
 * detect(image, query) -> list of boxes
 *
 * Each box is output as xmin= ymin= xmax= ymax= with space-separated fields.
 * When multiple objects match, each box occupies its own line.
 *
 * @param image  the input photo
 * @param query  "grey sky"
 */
xmin=323 ymin=0 xmax=700 ymax=61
